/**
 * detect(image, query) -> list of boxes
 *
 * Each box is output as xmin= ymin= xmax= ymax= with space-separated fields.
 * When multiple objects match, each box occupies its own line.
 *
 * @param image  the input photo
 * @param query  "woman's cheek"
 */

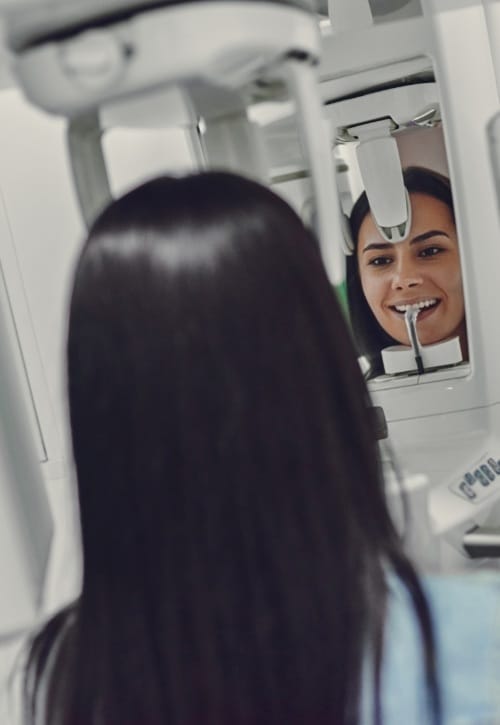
xmin=361 ymin=273 xmax=383 ymax=310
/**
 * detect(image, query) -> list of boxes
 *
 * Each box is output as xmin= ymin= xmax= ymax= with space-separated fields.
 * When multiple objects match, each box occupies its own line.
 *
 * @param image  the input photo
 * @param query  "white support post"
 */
xmin=328 ymin=0 xmax=373 ymax=32
xmin=284 ymin=59 xmax=345 ymax=286
xmin=422 ymin=0 xmax=500 ymax=400
xmin=483 ymin=0 xmax=500 ymax=100
xmin=0 ymin=265 xmax=53 ymax=634
xmin=200 ymin=110 xmax=268 ymax=183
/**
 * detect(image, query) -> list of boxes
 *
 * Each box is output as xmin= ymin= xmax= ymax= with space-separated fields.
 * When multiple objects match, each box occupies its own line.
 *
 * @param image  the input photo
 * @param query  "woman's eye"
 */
xmin=368 ymin=256 xmax=392 ymax=267
xmin=419 ymin=246 xmax=442 ymax=258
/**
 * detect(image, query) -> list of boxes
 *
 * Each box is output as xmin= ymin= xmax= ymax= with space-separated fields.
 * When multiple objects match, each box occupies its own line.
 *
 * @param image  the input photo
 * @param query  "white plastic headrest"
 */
xmin=352 ymin=118 xmax=411 ymax=243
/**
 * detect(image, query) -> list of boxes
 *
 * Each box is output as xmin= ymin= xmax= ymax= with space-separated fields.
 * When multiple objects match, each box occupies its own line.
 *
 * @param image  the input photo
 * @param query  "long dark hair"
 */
xmin=24 ymin=172 xmax=439 ymax=724
xmin=347 ymin=166 xmax=455 ymax=378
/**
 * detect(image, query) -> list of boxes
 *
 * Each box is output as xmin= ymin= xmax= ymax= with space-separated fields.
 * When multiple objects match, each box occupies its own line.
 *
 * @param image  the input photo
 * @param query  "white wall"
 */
xmin=0 ymin=87 xmax=198 ymax=639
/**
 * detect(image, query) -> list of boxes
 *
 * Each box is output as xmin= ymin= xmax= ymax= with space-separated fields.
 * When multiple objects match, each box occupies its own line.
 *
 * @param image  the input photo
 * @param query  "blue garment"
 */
xmin=363 ymin=572 xmax=500 ymax=724
xmin=3 ymin=574 xmax=500 ymax=724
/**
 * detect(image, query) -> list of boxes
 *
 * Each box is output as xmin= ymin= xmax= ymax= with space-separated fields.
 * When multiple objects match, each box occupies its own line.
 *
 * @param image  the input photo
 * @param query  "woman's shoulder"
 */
xmin=382 ymin=571 xmax=500 ymax=724
xmin=389 ymin=569 xmax=500 ymax=629
xmin=387 ymin=570 xmax=500 ymax=664
xmin=421 ymin=568 xmax=500 ymax=599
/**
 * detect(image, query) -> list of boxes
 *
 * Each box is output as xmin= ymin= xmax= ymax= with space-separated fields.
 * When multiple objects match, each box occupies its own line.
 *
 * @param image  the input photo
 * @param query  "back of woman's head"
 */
xmin=26 ymin=172 xmax=434 ymax=725
xmin=69 ymin=171 xmax=392 ymax=573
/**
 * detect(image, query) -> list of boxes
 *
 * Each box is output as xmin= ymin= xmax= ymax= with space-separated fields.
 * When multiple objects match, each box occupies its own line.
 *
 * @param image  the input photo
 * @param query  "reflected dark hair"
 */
xmin=347 ymin=166 xmax=454 ymax=378
xmin=24 ymin=171 xmax=439 ymax=725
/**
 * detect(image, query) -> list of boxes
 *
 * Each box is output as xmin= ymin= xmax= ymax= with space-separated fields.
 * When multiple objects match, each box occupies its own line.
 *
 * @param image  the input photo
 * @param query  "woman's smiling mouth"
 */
xmin=389 ymin=298 xmax=440 ymax=317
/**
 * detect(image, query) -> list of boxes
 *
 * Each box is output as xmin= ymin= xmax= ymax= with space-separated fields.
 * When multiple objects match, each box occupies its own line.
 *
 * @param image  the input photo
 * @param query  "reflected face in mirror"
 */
xmin=357 ymin=192 xmax=466 ymax=352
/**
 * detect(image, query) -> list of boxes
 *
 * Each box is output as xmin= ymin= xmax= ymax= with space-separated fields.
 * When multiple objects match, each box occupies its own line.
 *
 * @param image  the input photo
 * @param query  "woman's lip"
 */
xmin=389 ymin=300 xmax=441 ymax=318
xmin=413 ymin=303 xmax=440 ymax=321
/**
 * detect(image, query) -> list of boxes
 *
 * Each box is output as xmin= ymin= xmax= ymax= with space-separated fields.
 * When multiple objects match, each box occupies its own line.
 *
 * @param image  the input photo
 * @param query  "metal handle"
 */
xmin=463 ymin=526 xmax=500 ymax=558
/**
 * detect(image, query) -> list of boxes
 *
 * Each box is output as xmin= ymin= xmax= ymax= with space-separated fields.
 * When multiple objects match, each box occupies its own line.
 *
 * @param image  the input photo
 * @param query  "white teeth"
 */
xmin=394 ymin=299 xmax=437 ymax=313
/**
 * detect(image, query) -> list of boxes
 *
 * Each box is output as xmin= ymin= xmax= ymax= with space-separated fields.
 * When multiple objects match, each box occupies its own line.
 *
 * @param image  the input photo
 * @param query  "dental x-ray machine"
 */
xmin=317 ymin=0 xmax=500 ymax=570
xmin=4 ymin=0 xmax=500 ymax=636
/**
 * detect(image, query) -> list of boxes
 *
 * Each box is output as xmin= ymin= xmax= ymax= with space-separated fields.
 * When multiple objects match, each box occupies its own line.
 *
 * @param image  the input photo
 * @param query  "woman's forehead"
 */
xmin=357 ymin=192 xmax=455 ymax=251
xmin=409 ymin=191 xmax=453 ymax=218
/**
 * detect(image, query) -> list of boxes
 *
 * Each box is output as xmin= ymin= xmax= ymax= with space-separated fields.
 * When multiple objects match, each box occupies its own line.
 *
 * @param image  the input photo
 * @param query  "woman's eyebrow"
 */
xmin=411 ymin=229 xmax=450 ymax=244
xmin=361 ymin=242 xmax=391 ymax=253
xmin=362 ymin=229 xmax=451 ymax=253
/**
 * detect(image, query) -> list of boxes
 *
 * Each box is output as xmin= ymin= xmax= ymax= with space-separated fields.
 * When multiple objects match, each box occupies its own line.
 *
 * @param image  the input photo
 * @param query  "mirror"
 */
xmin=327 ymin=69 xmax=469 ymax=382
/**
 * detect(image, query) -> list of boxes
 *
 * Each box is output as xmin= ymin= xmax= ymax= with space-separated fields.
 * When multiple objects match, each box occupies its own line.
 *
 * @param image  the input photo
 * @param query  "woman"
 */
xmin=347 ymin=167 xmax=467 ymax=378
xmin=16 ymin=172 xmax=500 ymax=724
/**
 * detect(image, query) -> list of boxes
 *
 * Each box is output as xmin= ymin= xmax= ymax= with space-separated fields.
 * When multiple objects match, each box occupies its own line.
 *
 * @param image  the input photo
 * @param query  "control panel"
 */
xmin=450 ymin=455 xmax=500 ymax=503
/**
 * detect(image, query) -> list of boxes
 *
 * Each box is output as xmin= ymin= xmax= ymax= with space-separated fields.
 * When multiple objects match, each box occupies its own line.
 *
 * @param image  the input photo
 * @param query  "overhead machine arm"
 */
xmin=7 ymin=0 xmax=343 ymax=284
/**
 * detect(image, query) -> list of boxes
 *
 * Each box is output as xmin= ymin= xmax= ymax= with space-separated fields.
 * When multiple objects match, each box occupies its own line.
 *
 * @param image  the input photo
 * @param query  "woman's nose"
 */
xmin=390 ymin=260 xmax=423 ymax=291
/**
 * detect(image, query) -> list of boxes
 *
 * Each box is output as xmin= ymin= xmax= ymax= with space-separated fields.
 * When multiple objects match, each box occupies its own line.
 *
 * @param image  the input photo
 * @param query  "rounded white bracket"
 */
xmin=58 ymin=27 xmax=129 ymax=93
